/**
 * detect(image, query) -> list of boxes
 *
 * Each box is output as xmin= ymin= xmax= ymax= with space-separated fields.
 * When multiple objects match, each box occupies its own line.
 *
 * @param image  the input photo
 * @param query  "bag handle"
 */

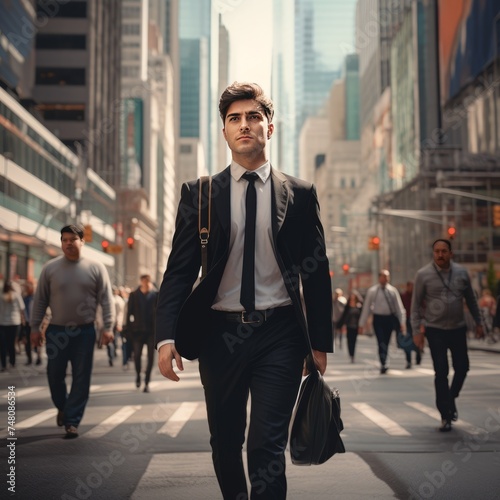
xmin=198 ymin=175 xmax=212 ymax=280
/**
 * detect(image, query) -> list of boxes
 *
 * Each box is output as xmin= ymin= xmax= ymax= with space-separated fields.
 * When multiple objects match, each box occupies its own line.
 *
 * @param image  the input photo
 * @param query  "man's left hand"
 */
xmin=476 ymin=324 xmax=485 ymax=339
xmin=303 ymin=350 xmax=327 ymax=376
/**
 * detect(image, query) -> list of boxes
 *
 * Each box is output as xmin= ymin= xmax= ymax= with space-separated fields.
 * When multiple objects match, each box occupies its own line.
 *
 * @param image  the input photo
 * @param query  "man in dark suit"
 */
xmin=155 ymin=82 xmax=333 ymax=499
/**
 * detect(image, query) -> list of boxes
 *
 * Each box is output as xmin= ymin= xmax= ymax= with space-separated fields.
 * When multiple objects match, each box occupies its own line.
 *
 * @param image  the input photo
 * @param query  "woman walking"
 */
xmin=337 ymin=290 xmax=363 ymax=363
xmin=0 ymin=282 xmax=26 ymax=371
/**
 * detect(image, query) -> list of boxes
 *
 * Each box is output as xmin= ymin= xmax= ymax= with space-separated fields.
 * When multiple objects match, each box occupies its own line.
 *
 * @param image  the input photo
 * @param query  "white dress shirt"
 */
xmin=212 ymin=161 xmax=291 ymax=311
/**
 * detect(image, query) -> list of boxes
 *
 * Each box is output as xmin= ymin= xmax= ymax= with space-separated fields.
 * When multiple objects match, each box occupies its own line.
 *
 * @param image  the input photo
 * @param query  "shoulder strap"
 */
xmin=198 ymin=175 xmax=212 ymax=281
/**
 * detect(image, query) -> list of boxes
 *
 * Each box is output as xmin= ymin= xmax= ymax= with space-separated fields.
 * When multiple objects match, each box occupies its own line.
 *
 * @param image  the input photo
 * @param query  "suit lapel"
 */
xmin=271 ymin=168 xmax=289 ymax=240
xmin=212 ymin=166 xmax=231 ymax=239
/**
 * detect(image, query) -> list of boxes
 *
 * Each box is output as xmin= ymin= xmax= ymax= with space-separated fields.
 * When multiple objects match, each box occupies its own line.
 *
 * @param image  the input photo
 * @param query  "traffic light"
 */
xmin=369 ymin=235 xmax=380 ymax=250
xmin=342 ymin=263 xmax=350 ymax=275
xmin=101 ymin=240 xmax=109 ymax=253
xmin=447 ymin=227 xmax=456 ymax=239
xmin=126 ymin=236 xmax=135 ymax=249
xmin=493 ymin=205 xmax=500 ymax=227
xmin=83 ymin=224 xmax=92 ymax=242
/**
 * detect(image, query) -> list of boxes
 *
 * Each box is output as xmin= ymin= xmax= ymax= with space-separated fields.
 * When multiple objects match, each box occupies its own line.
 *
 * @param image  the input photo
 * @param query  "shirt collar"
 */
xmin=230 ymin=161 xmax=271 ymax=184
xmin=433 ymin=261 xmax=452 ymax=272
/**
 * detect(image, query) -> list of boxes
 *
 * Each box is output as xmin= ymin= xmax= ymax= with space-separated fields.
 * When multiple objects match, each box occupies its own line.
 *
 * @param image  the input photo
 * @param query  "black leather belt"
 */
xmin=49 ymin=322 xmax=94 ymax=329
xmin=210 ymin=305 xmax=294 ymax=324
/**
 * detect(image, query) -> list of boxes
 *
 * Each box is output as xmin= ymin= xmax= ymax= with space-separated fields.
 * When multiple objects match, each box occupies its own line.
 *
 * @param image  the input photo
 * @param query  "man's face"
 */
xmin=433 ymin=241 xmax=452 ymax=268
xmin=61 ymin=232 xmax=84 ymax=261
xmin=222 ymin=99 xmax=273 ymax=165
xmin=378 ymin=273 xmax=389 ymax=286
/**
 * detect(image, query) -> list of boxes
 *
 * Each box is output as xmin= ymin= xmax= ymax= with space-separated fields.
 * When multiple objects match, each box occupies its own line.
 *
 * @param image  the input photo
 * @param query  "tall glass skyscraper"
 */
xmin=272 ymin=0 xmax=357 ymax=175
xmin=178 ymin=0 xmax=220 ymax=174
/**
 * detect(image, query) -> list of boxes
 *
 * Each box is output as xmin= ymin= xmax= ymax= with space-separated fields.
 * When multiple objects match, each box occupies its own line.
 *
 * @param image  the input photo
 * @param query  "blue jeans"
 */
xmin=45 ymin=323 xmax=96 ymax=427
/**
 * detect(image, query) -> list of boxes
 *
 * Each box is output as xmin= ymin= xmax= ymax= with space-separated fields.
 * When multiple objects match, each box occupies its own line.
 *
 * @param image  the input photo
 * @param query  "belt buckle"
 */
xmin=241 ymin=311 xmax=266 ymax=324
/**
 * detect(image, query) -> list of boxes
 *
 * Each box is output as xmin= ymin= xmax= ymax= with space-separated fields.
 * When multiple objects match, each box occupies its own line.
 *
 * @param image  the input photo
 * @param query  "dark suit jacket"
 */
xmin=155 ymin=166 xmax=334 ymax=360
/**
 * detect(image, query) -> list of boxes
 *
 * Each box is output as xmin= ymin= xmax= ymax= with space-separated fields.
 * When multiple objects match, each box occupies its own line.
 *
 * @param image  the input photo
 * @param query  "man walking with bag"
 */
xmin=358 ymin=269 xmax=406 ymax=373
xmin=155 ymin=82 xmax=333 ymax=499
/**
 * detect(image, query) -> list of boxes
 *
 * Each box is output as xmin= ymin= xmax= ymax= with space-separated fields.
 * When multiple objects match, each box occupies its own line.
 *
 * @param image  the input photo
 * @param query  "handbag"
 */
xmin=397 ymin=330 xmax=415 ymax=353
xmin=289 ymin=353 xmax=345 ymax=465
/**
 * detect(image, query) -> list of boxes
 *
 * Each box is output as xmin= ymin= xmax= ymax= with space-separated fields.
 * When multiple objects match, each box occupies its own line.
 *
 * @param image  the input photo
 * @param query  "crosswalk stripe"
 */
xmin=158 ymin=402 xmax=199 ymax=437
xmin=84 ymin=405 xmax=142 ymax=438
xmin=17 ymin=408 xmax=57 ymax=429
xmin=1 ymin=387 xmax=41 ymax=398
xmin=415 ymin=368 xmax=435 ymax=375
xmin=351 ymin=402 xmax=411 ymax=436
xmin=404 ymin=401 xmax=484 ymax=435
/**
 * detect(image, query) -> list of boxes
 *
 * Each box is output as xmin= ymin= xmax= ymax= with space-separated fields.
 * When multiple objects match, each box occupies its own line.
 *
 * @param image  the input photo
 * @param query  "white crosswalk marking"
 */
xmin=1 ymin=387 xmax=41 ymax=398
xmin=404 ymin=401 xmax=485 ymax=435
xmin=351 ymin=402 xmax=411 ymax=436
xmin=158 ymin=402 xmax=199 ymax=437
xmin=84 ymin=405 xmax=142 ymax=439
xmin=404 ymin=401 xmax=440 ymax=420
xmin=17 ymin=408 xmax=57 ymax=429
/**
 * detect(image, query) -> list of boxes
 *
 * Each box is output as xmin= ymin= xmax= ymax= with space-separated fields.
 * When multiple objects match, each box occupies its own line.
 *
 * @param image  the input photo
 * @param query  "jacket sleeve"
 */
xmin=299 ymin=185 xmax=334 ymax=352
xmin=155 ymin=182 xmax=203 ymax=345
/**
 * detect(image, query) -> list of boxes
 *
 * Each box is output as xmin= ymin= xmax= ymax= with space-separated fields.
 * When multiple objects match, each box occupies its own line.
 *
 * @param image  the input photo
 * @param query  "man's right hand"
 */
xmin=30 ymin=330 xmax=43 ymax=348
xmin=158 ymin=343 xmax=184 ymax=382
xmin=413 ymin=331 xmax=425 ymax=351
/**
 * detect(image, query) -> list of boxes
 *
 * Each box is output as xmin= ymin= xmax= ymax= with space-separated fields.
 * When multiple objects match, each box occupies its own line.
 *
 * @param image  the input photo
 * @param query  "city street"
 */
xmin=1 ymin=334 xmax=499 ymax=500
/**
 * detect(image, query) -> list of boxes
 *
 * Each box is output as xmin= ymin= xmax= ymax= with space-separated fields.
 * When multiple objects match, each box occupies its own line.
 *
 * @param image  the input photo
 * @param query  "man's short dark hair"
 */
xmin=140 ymin=274 xmax=151 ymax=281
xmin=219 ymin=82 xmax=274 ymax=123
xmin=432 ymin=238 xmax=452 ymax=251
xmin=60 ymin=224 xmax=84 ymax=240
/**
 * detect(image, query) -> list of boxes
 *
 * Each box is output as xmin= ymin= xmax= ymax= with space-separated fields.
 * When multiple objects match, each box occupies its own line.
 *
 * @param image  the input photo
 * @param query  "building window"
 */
xmin=122 ymin=66 xmax=139 ymax=78
xmin=37 ymin=1 xmax=87 ymax=18
xmin=123 ymin=6 xmax=141 ymax=18
xmin=36 ymin=67 xmax=85 ymax=86
xmin=315 ymin=153 xmax=326 ymax=169
xmin=36 ymin=34 xmax=86 ymax=50
xmin=180 ymin=144 xmax=192 ymax=154
xmin=123 ymin=24 xmax=141 ymax=35
xmin=37 ymin=104 xmax=85 ymax=121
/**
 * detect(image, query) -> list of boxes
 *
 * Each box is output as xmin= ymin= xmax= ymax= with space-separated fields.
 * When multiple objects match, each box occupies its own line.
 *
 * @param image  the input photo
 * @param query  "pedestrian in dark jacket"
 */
xmin=126 ymin=275 xmax=158 ymax=393
xmin=337 ymin=290 xmax=363 ymax=363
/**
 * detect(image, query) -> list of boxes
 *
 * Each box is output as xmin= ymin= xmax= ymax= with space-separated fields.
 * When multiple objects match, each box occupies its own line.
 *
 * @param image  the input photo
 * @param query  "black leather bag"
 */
xmin=290 ymin=361 xmax=345 ymax=465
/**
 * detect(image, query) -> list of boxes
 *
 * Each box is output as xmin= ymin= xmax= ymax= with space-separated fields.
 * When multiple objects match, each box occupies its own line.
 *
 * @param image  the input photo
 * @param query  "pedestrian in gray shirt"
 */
xmin=31 ymin=224 xmax=115 ymax=439
xmin=411 ymin=239 xmax=484 ymax=432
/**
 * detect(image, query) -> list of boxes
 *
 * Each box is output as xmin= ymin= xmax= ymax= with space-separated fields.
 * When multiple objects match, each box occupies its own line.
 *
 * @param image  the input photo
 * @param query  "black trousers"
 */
xmin=132 ymin=332 xmax=155 ymax=385
xmin=372 ymin=314 xmax=394 ymax=367
xmin=346 ymin=327 xmax=358 ymax=358
xmin=0 ymin=325 xmax=19 ymax=368
xmin=426 ymin=326 xmax=469 ymax=420
xmin=199 ymin=308 xmax=307 ymax=500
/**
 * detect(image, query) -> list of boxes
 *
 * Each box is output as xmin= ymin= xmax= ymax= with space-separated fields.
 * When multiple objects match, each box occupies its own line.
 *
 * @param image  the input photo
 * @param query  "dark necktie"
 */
xmin=240 ymin=172 xmax=258 ymax=312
